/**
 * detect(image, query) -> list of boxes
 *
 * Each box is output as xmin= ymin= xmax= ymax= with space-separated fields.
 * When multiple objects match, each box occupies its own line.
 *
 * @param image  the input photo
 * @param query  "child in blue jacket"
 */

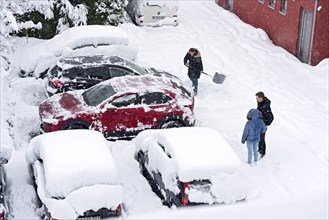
xmin=242 ymin=109 xmax=267 ymax=164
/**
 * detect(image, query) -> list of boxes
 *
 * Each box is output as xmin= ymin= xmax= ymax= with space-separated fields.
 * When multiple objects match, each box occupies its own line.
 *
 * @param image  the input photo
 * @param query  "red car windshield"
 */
xmin=82 ymin=84 xmax=116 ymax=106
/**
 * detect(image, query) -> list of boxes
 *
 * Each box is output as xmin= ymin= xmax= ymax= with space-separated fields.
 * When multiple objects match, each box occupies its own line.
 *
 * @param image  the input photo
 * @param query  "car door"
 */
xmin=100 ymin=93 xmax=140 ymax=137
xmin=136 ymin=92 xmax=174 ymax=128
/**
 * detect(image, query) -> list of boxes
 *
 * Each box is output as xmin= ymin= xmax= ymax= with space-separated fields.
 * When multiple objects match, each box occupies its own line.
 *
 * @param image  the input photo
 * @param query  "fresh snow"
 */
xmin=134 ymin=127 xmax=242 ymax=182
xmin=134 ymin=127 xmax=247 ymax=204
xmin=1 ymin=1 xmax=328 ymax=219
xmin=26 ymin=130 xmax=119 ymax=198
xmin=11 ymin=25 xmax=137 ymax=77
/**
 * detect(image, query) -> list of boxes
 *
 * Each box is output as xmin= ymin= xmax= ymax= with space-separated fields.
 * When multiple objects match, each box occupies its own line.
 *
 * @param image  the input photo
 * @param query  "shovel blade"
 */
xmin=213 ymin=72 xmax=226 ymax=84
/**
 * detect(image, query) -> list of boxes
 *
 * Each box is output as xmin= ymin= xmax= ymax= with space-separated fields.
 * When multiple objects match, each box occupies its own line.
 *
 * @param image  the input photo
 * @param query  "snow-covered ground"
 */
xmin=1 ymin=1 xmax=328 ymax=219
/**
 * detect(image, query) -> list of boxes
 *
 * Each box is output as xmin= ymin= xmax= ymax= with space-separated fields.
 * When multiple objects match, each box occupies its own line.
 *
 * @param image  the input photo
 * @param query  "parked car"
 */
xmin=39 ymin=75 xmax=195 ymax=140
xmin=0 ymin=160 xmax=8 ymax=220
xmin=15 ymin=25 xmax=137 ymax=78
xmin=0 ymin=120 xmax=13 ymax=220
xmin=126 ymin=0 xmax=178 ymax=27
xmin=45 ymin=55 xmax=182 ymax=96
xmin=25 ymin=130 xmax=123 ymax=219
xmin=134 ymin=127 xmax=242 ymax=207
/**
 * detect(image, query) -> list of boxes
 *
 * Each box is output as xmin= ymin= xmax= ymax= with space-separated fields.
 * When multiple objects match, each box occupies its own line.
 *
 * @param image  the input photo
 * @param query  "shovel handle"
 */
xmin=201 ymin=71 xmax=212 ymax=77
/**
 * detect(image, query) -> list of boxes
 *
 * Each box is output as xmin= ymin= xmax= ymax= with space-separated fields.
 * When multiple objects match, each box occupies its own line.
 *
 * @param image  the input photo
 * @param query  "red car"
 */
xmin=39 ymin=75 xmax=195 ymax=139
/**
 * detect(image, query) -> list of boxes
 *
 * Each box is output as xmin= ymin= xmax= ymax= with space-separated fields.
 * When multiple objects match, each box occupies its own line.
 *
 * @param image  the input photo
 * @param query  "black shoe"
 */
xmin=260 ymin=154 xmax=265 ymax=159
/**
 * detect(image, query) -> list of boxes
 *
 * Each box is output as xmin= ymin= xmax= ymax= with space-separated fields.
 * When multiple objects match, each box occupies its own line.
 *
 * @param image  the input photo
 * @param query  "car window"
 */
xmin=110 ymin=67 xmax=133 ymax=78
xmin=139 ymin=92 xmax=172 ymax=105
xmin=63 ymin=66 xmax=85 ymax=79
xmin=124 ymin=60 xmax=148 ymax=75
xmin=170 ymin=80 xmax=192 ymax=98
xmin=85 ymin=66 xmax=110 ymax=80
xmin=82 ymin=84 xmax=116 ymax=106
xmin=111 ymin=94 xmax=137 ymax=108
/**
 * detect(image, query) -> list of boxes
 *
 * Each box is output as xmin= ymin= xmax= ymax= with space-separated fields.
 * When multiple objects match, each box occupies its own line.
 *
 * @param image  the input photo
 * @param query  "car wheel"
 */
xmin=60 ymin=120 xmax=90 ymax=130
xmin=160 ymin=120 xmax=183 ymax=129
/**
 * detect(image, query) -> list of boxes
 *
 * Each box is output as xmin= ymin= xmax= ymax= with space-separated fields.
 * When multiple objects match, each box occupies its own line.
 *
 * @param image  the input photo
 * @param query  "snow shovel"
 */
xmin=202 ymin=71 xmax=226 ymax=84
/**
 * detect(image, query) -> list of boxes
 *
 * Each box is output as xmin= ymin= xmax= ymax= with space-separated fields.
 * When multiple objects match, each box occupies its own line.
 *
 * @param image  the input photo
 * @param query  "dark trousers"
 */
xmin=258 ymin=132 xmax=266 ymax=155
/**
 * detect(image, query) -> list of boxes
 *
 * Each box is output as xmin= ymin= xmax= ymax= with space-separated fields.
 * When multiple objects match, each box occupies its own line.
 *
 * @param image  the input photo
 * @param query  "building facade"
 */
xmin=217 ymin=0 xmax=329 ymax=65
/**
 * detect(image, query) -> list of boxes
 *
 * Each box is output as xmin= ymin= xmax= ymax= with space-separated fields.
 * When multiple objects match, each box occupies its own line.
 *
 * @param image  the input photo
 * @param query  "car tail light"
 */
xmin=181 ymin=182 xmax=190 ymax=206
xmin=0 ymin=211 xmax=5 ymax=220
xmin=115 ymin=204 xmax=122 ymax=216
xmin=47 ymin=212 xmax=53 ymax=220
xmin=50 ymin=79 xmax=64 ymax=88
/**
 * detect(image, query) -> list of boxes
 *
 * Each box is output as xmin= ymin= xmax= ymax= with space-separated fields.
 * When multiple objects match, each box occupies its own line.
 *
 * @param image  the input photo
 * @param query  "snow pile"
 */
xmin=33 ymin=160 xmax=123 ymax=219
xmin=0 ymin=59 xmax=14 ymax=162
xmin=135 ymin=127 xmax=242 ymax=182
xmin=26 ymin=130 xmax=119 ymax=197
xmin=134 ymin=127 xmax=245 ymax=202
xmin=26 ymin=130 xmax=123 ymax=219
xmin=13 ymin=25 xmax=137 ymax=77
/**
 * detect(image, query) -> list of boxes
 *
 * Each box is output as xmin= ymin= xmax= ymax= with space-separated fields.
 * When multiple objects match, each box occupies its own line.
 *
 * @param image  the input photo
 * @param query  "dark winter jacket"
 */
xmin=257 ymin=97 xmax=274 ymax=126
xmin=242 ymin=109 xmax=267 ymax=144
xmin=184 ymin=50 xmax=203 ymax=79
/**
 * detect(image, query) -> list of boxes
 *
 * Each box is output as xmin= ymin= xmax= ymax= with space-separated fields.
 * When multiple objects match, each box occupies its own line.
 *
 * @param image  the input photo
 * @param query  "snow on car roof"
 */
xmin=14 ymin=25 xmax=136 ymax=77
xmin=103 ymin=75 xmax=180 ymax=95
xmin=134 ymin=127 xmax=242 ymax=182
xmin=141 ymin=0 xmax=178 ymax=8
xmin=57 ymin=55 xmax=141 ymax=73
xmin=27 ymin=130 xmax=118 ymax=198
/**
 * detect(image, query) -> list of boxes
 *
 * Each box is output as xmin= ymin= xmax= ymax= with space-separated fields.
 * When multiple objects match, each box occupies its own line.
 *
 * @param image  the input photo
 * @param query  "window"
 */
xmin=111 ymin=94 xmax=137 ymax=108
xmin=139 ymin=92 xmax=172 ymax=105
xmin=110 ymin=67 xmax=133 ymax=78
xmin=269 ymin=0 xmax=276 ymax=9
xmin=82 ymin=84 xmax=116 ymax=106
xmin=258 ymin=0 xmax=264 ymax=3
xmin=280 ymin=0 xmax=287 ymax=14
xmin=85 ymin=66 xmax=110 ymax=80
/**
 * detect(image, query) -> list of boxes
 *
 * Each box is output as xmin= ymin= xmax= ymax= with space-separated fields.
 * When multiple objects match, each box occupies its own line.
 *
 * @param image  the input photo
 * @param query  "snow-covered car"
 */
xmin=39 ymin=75 xmax=195 ymax=140
xmin=126 ymin=0 xmax=178 ymax=27
xmin=15 ymin=25 xmax=137 ymax=78
xmin=0 ymin=163 xmax=8 ymax=220
xmin=25 ymin=130 xmax=123 ymax=219
xmin=134 ymin=127 xmax=243 ymax=207
xmin=46 ymin=55 xmax=182 ymax=96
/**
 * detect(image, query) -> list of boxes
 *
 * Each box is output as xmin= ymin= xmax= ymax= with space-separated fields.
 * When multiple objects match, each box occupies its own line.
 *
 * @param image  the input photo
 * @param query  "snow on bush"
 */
xmin=0 ymin=58 xmax=14 ymax=162
xmin=13 ymin=25 xmax=138 ymax=77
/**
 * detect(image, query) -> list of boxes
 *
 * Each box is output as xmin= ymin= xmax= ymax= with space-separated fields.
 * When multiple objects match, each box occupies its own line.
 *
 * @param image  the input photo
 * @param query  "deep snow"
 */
xmin=1 ymin=1 xmax=328 ymax=219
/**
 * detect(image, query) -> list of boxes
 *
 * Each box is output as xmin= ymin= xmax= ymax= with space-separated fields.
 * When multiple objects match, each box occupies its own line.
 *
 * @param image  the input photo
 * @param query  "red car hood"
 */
xmin=39 ymin=91 xmax=88 ymax=120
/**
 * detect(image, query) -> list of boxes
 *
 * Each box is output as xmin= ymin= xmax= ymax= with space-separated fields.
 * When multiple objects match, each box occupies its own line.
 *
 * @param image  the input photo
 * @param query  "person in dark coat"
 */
xmin=255 ymin=91 xmax=274 ymax=158
xmin=184 ymin=48 xmax=203 ymax=95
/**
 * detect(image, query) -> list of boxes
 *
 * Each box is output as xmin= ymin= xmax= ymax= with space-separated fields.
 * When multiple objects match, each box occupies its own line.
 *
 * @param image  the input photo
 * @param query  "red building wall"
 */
xmin=312 ymin=0 xmax=329 ymax=65
xmin=217 ymin=0 xmax=329 ymax=65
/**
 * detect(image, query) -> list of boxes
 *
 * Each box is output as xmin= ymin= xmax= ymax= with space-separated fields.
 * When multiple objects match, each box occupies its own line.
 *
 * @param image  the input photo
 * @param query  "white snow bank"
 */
xmin=33 ymin=161 xmax=123 ymax=219
xmin=26 ymin=130 xmax=119 ymax=198
xmin=13 ymin=25 xmax=137 ymax=77
xmin=135 ymin=127 xmax=242 ymax=182
xmin=0 ymin=120 xmax=13 ymax=163
xmin=1 ymin=62 xmax=14 ymax=163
